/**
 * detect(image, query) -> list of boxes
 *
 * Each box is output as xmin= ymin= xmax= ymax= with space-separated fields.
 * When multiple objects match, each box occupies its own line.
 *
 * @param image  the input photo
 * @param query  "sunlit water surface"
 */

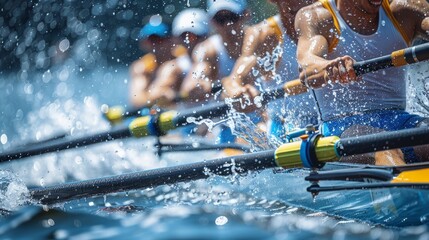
xmin=0 ymin=62 xmax=428 ymax=239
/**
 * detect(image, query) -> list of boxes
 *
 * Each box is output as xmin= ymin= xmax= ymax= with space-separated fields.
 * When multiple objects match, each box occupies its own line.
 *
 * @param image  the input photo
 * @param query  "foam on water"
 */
xmin=0 ymin=170 xmax=30 ymax=211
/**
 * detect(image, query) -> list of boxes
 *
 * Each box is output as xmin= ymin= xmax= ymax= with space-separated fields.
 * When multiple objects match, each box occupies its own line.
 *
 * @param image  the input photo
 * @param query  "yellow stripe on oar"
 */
xmin=391 ymin=168 xmax=429 ymax=183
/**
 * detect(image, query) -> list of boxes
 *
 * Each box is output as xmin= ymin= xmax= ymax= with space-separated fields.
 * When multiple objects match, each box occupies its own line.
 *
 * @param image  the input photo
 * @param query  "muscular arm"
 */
xmin=180 ymin=42 xmax=219 ymax=103
xmin=129 ymin=59 xmax=156 ymax=108
xmin=391 ymin=0 xmax=429 ymax=41
xmin=221 ymin=21 xmax=282 ymax=112
xmin=296 ymin=5 xmax=357 ymax=88
xmin=146 ymin=60 xmax=183 ymax=108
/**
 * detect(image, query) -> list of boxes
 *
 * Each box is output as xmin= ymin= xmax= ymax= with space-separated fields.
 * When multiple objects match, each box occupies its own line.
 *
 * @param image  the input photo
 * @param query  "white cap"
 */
xmin=172 ymin=8 xmax=209 ymax=37
xmin=207 ymin=0 xmax=247 ymax=18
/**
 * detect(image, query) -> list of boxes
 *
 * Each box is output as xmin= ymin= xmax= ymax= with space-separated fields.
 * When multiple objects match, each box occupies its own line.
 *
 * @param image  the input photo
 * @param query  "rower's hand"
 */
xmin=180 ymin=76 xmax=212 ymax=103
xmin=299 ymin=56 xmax=359 ymax=88
xmin=325 ymin=56 xmax=359 ymax=85
xmin=222 ymin=81 xmax=260 ymax=113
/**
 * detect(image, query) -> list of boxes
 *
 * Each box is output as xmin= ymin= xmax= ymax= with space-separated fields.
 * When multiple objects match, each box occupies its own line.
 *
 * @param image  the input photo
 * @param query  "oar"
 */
xmin=30 ymin=126 xmax=429 ymax=205
xmin=1 ymin=44 xmax=428 ymax=162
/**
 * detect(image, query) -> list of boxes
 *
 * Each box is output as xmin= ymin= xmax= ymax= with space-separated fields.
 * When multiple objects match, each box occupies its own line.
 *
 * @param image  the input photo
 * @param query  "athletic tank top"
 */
xmin=315 ymin=0 xmax=409 ymax=121
xmin=265 ymin=15 xmax=318 ymax=128
xmin=208 ymin=34 xmax=236 ymax=78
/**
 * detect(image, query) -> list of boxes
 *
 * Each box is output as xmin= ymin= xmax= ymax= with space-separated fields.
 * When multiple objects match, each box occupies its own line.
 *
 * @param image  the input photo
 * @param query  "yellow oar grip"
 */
xmin=104 ymin=106 xmax=125 ymax=124
xmin=158 ymin=111 xmax=177 ymax=133
xmin=128 ymin=111 xmax=178 ymax=137
xmin=391 ymin=49 xmax=407 ymax=67
xmin=391 ymin=168 xmax=429 ymax=184
xmin=129 ymin=116 xmax=151 ymax=137
xmin=283 ymin=79 xmax=308 ymax=96
xmin=274 ymin=136 xmax=340 ymax=169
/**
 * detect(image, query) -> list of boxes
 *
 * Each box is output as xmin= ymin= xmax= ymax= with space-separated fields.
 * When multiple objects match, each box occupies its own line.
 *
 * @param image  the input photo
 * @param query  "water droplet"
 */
xmin=215 ymin=216 xmax=228 ymax=226
xmin=0 ymin=134 xmax=7 ymax=144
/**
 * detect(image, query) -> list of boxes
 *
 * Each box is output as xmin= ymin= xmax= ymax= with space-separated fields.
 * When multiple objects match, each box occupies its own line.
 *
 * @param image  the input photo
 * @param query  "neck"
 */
xmin=337 ymin=0 xmax=380 ymax=35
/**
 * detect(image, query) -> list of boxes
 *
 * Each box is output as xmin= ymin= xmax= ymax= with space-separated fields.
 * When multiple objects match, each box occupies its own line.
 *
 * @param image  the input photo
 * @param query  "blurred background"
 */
xmin=0 ymin=0 xmax=276 ymax=72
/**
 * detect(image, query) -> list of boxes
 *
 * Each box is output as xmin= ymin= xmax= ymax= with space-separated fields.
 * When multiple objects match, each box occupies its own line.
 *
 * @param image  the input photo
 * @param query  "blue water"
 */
xmin=0 ymin=62 xmax=429 ymax=239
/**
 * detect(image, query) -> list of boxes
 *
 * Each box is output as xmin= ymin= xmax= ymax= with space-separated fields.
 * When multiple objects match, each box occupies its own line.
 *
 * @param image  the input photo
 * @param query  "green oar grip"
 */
xmin=274 ymin=135 xmax=340 ymax=169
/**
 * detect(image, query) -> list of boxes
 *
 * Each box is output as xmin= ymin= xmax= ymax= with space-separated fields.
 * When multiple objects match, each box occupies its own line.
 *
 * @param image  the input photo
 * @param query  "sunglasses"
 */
xmin=212 ymin=12 xmax=241 ymax=25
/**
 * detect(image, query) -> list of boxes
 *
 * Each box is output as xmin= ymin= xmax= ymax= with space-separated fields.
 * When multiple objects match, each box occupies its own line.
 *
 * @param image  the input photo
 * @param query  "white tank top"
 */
xmin=208 ymin=34 xmax=236 ymax=78
xmin=314 ymin=0 xmax=408 ymax=121
xmin=264 ymin=15 xmax=318 ymax=128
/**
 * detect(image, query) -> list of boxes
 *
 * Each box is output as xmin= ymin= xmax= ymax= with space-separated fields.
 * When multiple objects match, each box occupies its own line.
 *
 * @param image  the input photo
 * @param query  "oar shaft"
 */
xmin=30 ymin=150 xmax=276 ymax=205
xmin=285 ymin=43 xmax=429 ymax=95
xmin=0 ymin=127 xmax=131 ymax=162
xmin=354 ymin=42 xmax=429 ymax=75
xmin=336 ymin=126 xmax=429 ymax=157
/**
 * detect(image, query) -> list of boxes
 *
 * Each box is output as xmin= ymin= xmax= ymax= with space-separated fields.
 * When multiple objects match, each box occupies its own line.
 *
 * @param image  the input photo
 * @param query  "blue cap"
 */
xmin=138 ymin=16 xmax=171 ymax=40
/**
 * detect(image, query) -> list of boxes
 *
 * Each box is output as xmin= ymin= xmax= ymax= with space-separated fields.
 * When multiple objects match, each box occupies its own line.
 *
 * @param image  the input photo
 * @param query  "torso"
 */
xmin=314 ymin=0 xmax=409 ymax=121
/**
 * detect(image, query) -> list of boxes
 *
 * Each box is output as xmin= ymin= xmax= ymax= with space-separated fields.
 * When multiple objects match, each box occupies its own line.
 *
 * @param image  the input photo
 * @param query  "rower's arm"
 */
xmin=391 ymin=0 xmax=429 ymax=41
xmin=180 ymin=43 xmax=218 ymax=103
xmin=295 ymin=6 xmax=357 ymax=88
xmin=222 ymin=23 xmax=279 ymax=112
xmin=129 ymin=60 xmax=154 ymax=108
xmin=146 ymin=60 xmax=182 ymax=108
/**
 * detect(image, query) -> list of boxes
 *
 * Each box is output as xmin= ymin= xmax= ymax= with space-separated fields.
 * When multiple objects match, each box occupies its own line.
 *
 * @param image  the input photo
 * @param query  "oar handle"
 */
xmin=282 ymin=43 xmax=429 ymax=96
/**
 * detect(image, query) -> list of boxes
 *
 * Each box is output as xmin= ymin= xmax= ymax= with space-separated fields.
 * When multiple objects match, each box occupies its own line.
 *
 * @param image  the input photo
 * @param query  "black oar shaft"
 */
xmin=30 ymin=150 xmax=276 ymax=205
xmin=354 ymin=42 xmax=429 ymax=75
xmin=336 ymin=126 xmax=429 ymax=157
xmin=0 ymin=126 xmax=131 ymax=162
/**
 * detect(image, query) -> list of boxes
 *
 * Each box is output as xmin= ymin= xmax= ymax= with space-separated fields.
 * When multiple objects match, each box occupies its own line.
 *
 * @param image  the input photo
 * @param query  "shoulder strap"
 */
xmin=267 ymin=15 xmax=284 ymax=43
xmin=141 ymin=53 xmax=157 ymax=74
xmin=381 ymin=0 xmax=411 ymax=46
xmin=319 ymin=0 xmax=341 ymax=52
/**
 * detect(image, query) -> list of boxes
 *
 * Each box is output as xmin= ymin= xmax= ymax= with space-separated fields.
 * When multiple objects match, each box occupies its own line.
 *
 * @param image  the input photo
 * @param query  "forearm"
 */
xmin=180 ymin=62 xmax=214 ymax=101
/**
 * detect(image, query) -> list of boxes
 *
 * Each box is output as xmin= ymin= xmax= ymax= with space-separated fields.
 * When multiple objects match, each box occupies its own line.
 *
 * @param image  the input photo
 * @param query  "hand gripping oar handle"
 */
xmin=30 ymin=126 xmax=429 ymax=205
xmin=283 ymin=43 xmax=429 ymax=96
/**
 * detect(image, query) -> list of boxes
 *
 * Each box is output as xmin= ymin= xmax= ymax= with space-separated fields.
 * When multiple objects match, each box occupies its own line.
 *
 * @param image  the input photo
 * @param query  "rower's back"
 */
xmin=314 ymin=0 xmax=409 ymax=121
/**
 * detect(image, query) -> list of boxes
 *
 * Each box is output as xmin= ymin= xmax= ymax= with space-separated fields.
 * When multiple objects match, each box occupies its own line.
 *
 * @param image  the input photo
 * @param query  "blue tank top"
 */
xmin=314 ymin=0 xmax=409 ymax=121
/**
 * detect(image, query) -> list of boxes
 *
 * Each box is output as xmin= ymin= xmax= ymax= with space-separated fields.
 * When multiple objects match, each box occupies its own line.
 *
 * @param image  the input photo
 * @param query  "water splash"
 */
xmin=0 ymin=170 xmax=30 ymax=211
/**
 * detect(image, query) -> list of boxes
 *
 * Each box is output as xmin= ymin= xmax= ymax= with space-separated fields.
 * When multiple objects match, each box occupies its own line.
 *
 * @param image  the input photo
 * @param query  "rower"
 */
xmin=296 ymin=0 xmax=429 ymax=165
xmin=179 ymin=0 xmax=251 ymax=143
xmin=129 ymin=15 xmax=174 ymax=108
xmin=141 ymin=9 xmax=210 ymax=108
xmin=180 ymin=0 xmax=250 ymax=103
xmin=222 ymin=0 xmax=318 ymax=141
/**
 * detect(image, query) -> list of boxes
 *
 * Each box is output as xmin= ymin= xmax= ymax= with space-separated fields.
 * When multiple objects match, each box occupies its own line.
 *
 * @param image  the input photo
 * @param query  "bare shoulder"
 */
xmin=390 ymin=0 xmax=429 ymax=18
xmin=390 ymin=0 xmax=429 ymax=39
xmin=130 ymin=53 xmax=157 ymax=76
xmin=191 ymin=37 xmax=218 ymax=63
xmin=242 ymin=19 xmax=278 ymax=56
xmin=296 ymin=2 xmax=334 ymax=34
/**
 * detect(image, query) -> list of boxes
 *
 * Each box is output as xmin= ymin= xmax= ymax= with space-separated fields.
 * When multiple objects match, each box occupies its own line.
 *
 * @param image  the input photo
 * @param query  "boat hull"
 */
xmin=245 ymin=163 xmax=429 ymax=227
